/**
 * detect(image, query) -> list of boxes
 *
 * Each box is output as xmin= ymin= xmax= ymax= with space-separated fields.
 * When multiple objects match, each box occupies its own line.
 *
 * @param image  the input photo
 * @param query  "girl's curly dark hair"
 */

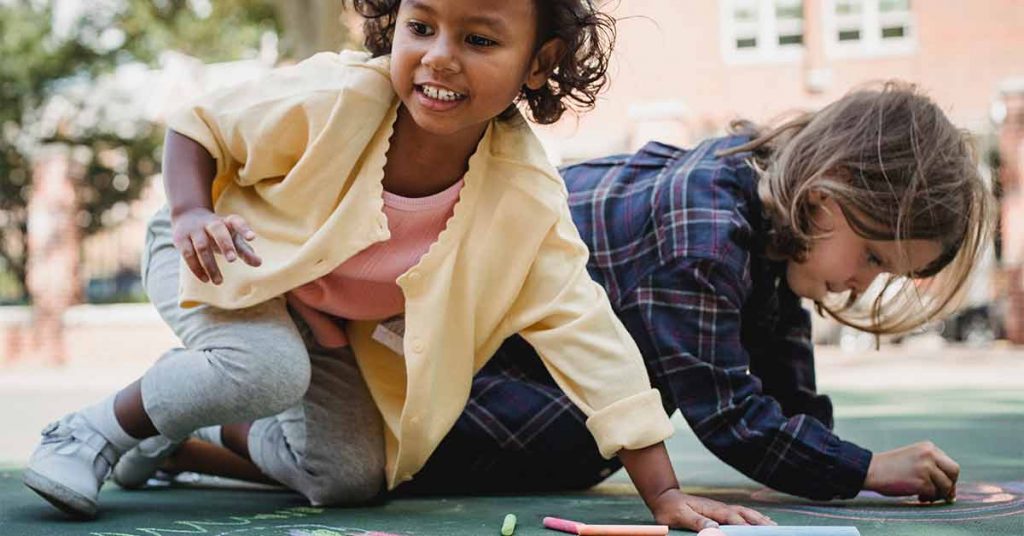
xmin=344 ymin=0 xmax=615 ymax=124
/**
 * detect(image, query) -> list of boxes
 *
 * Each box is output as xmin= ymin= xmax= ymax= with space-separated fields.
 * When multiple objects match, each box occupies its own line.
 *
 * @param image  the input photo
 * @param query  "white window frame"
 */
xmin=720 ymin=0 xmax=805 ymax=64
xmin=823 ymin=0 xmax=916 ymax=59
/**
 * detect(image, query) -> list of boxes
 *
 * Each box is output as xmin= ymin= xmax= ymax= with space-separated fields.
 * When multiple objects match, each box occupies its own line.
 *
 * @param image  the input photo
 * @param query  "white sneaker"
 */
xmin=22 ymin=414 xmax=119 ymax=519
xmin=111 ymin=435 xmax=181 ymax=490
xmin=112 ymin=426 xmax=221 ymax=490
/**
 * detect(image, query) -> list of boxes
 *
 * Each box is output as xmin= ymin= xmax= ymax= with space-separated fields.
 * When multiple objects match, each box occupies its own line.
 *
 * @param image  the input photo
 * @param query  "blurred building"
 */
xmin=998 ymin=81 xmax=1024 ymax=342
xmin=536 ymin=0 xmax=1024 ymax=158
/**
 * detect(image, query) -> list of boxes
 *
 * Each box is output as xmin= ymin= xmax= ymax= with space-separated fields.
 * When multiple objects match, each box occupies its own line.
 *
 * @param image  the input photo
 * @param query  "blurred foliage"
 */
xmin=0 ymin=0 xmax=280 ymax=303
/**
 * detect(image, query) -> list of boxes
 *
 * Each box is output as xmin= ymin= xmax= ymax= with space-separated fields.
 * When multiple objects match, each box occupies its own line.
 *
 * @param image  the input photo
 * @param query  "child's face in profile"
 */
xmin=389 ymin=0 xmax=546 ymax=138
xmin=786 ymin=193 xmax=943 ymax=302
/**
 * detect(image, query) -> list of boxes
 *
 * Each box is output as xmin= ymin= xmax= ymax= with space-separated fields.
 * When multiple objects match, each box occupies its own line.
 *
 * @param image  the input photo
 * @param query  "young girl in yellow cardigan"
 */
xmin=24 ymin=0 xmax=769 ymax=530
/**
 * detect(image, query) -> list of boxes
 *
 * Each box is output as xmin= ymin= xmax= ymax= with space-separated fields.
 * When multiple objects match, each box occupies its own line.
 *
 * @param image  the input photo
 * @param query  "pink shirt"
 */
xmin=287 ymin=179 xmax=464 ymax=348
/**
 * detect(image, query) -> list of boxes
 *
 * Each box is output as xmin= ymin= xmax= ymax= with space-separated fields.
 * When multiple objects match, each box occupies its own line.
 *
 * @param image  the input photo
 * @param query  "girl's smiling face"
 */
xmin=786 ymin=193 xmax=944 ymax=302
xmin=389 ymin=0 xmax=556 ymax=138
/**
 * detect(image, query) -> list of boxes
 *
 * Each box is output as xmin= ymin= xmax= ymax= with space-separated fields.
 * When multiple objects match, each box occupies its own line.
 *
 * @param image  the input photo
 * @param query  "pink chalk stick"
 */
xmin=542 ymin=516 xmax=669 ymax=536
xmin=543 ymin=517 xmax=585 ymax=534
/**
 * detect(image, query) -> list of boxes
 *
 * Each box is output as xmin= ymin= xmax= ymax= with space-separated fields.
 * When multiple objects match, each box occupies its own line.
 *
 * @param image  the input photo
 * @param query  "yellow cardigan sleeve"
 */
xmin=506 ymin=203 xmax=675 ymax=459
xmin=165 ymin=52 xmax=362 ymax=198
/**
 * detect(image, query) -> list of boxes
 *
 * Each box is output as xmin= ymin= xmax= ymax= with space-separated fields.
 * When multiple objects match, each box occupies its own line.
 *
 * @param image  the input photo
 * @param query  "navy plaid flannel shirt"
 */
xmin=405 ymin=136 xmax=872 ymax=501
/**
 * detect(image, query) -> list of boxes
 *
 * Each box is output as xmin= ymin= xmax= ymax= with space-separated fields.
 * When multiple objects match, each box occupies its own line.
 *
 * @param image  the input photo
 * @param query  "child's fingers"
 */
xmin=231 ymin=232 xmax=263 ymax=267
xmin=934 ymin=449 xmax=960 ymax=484
xmin=191 ymin=232 xmax=223 ymax=285
xmin=716 ymin=508 xmax=750 ymax=526
xmin=676 ymin=509 xmax=719 ymax=533
xmin=224 ymin=214 xmax=257 ymax=241
xmin=926 ymin=464 xmax=955 ymax=502
xmin=205 ymin=221 xmax=238 ymax=262
xmin=176 ymin=239 xmax=209 ymax=283
xmin=737 ymin=507 xmax=774 ymax=526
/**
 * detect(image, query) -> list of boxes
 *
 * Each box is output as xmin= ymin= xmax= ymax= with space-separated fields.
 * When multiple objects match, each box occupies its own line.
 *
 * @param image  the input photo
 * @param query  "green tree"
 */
xmin=0 ymin=0 xmax=280 ymax=303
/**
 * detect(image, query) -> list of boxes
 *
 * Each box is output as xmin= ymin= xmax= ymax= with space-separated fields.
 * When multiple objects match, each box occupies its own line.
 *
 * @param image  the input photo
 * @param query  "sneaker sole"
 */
xmin=22 ymin=468 xmax=98 ymax=519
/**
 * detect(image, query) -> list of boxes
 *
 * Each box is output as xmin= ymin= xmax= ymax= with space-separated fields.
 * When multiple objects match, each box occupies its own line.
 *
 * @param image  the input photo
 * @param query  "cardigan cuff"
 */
xmin=585 ymin=389 xmax=674 ymax=459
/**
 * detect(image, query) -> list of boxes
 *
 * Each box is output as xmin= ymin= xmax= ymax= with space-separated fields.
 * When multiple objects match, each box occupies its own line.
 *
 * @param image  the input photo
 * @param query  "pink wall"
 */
xmin=538 ymin=0 xmax=1024 ymax=157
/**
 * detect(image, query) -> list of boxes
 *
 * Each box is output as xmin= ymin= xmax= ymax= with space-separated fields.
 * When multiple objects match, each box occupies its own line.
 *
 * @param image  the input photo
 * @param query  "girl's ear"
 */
xmin=525 ymin=38 xmax=567 ymax=90
xmin=807 ymin=188 xmax=829 ymax=207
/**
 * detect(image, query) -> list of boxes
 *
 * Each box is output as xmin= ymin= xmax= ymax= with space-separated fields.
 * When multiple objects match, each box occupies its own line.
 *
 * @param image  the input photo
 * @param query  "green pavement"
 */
xmin=1 ymin=389 xmax=1021 ymax=536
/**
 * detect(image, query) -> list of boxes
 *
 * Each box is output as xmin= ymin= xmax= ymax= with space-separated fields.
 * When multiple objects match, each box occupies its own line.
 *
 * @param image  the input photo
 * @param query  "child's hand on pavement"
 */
xmin=864 ymin=441 xmax=960 ymax=503
xmin=649 ymin=488 xmax=775 ymax=532
xmin=171 ymin=208 xmax=261 ymax=285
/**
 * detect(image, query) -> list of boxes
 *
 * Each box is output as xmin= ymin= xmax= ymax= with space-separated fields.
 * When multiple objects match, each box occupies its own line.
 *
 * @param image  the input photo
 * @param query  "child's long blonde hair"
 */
xmin=721 ymin=81 xmax=994 ymax=335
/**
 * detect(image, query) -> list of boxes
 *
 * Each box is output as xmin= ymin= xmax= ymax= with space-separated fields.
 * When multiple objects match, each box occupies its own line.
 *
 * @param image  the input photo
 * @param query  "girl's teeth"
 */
xmin=423 ymin=85 xmax=462 ymax=101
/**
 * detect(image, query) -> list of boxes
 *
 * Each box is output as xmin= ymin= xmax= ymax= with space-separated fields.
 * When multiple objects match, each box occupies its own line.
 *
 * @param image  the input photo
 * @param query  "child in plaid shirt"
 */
xmin=408 ymin=82 xmax=992 ymax=506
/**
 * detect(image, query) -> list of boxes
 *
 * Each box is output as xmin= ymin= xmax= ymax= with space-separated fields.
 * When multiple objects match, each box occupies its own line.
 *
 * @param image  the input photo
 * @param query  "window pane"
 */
xmin=838 ymin=29 xmax=861 ymax=41
xmin=836 ymin=0 xmax=863 ymax=15
xmin=880 ymin=0 xmax=910 ymax=12
xmin=736 ymin=37 xmax=758 ymax=48
xmin=881 ymin=25 xmax=906 ymax=38
xmin=775 ymin=0 xmax=803 ymax=20
xmin=734 ymin=0 xmax=759 ymax=22
xmin=779 ymin=33 xmax=804 ymax=45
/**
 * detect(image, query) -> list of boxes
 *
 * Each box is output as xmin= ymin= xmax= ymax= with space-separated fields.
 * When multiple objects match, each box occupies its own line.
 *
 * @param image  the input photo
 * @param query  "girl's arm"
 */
xmin=631 ymin=256 xmax=875 ymax=500
xmin=161 ymin=54 xmax=355 ymax=286
xmin=163 ymin=129 xmax=261 ymax=285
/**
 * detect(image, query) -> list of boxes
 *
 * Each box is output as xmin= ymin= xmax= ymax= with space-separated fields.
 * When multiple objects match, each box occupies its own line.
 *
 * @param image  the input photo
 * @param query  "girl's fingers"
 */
xmin=925 ymin=464 xmax=954 ymax=502
xmin=934 ymin=449 xmax=961 ymax=485
xmin=738 ymin=507 xmax=775 ymax=526
xmin=191 ymin=233 xmax=222 ymax=285
xmin=720 ymin=509 xmax=749 ymax=526
xmin=225 ymin=214 xmax=257 ymax=241
xmin=205 ymin=221 xmax=238 ymax=262
xmin=231 ymin=230 xmax=263 ymax=267
xmin=677 ymin=508 xmax=719 ymax=533
xmin=177 ymin=240 xmax=208 ymax=283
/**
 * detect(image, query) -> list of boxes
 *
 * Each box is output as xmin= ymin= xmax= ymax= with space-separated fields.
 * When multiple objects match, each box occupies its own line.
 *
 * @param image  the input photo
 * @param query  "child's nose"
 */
xmin=422 ymin=38 xmax=460 ymax=73
xmin=850 ymin=266 xmax=885 ymax=294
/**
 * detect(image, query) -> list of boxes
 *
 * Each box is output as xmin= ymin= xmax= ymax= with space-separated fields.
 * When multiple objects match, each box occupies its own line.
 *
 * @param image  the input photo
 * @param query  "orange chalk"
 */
xmin=578 ymin=525 xmax=669 ymax=536
xmin=542 ymin=516 xmax=669 ymax=536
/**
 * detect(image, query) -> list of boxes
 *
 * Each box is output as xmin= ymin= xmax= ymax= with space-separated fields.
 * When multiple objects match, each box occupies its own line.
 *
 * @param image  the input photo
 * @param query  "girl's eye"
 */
xmin=407 ymin=21 xmax=432 ymax=36
xmin=466 ymin=34 xmax=497 ymax=47
xmin=867 ymin=251 xmax=883 ymax=268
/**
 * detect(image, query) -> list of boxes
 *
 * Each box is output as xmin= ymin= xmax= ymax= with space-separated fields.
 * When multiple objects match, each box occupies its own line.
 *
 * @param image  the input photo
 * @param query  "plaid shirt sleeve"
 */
xmin=620 ymin=254 xmax=872 ymax=500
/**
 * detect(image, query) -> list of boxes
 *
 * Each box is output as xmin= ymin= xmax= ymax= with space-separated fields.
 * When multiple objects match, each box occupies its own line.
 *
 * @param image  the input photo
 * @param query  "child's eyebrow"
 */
xmin=405 ymin=0 xmax=436 ymax=15
xmin=463 ymin=14 xmax=509 ymax=34
xmin=404 ymin=0 xmax=509 ymax=34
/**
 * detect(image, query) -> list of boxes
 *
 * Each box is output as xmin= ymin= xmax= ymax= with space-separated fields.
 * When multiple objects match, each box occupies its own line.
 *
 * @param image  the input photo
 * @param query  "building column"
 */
xmin=24 ymin=144 xmax=81 ymax=365
xmin=802 ymin=0 xmax=831 ymax=94
xmin=997 ymin=85 xmax=1024 ymax=343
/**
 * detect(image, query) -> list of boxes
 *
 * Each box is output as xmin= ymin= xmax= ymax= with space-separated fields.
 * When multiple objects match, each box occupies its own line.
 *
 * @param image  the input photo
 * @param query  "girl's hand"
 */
xmin=650 ymin=488 xmax=774 ymax=531
xmin=864 ymin=441 xmax=960 ymax=503
xmin=171 ymin=208 xmax=262 ymax=285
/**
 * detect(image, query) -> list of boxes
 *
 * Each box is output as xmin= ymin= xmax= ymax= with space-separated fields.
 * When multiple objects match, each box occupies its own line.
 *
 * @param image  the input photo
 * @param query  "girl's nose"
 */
xmin=850 ymin=266 xmax=885 ymax=294
xmin=422 ymin=38 xmax=460 ymax=73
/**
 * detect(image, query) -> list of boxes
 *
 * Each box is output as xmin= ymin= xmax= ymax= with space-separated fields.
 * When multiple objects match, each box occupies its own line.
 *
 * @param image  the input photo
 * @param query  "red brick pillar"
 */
xmin=998 ymin=86 xmax=1024 ymax=343
xmin=802 ymin=0 xmax=831 ymax=94
xmin=25 ymin=144 xmax=81 ymax=365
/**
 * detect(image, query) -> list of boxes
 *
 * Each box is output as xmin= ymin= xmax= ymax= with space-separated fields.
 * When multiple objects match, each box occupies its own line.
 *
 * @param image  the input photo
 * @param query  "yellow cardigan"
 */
xmin=167 ymin=50 xmax=674 ymax=489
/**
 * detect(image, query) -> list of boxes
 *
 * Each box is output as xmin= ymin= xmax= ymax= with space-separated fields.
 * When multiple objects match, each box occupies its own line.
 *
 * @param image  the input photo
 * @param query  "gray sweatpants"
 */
xmin=140 ymin=205 xmax=385 ymax=504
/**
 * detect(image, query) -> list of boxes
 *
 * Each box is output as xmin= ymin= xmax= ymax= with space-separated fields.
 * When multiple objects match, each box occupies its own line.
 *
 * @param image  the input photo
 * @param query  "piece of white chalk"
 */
xmin=719 ymin=527 xmax=860 ymax=536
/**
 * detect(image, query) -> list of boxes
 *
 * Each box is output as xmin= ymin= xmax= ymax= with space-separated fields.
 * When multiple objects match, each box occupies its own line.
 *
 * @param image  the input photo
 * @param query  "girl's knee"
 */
xmin=302 ymin=465 xmax=385 ymax=506
xmin=211 ymin=343 xmax=311 ymax=412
